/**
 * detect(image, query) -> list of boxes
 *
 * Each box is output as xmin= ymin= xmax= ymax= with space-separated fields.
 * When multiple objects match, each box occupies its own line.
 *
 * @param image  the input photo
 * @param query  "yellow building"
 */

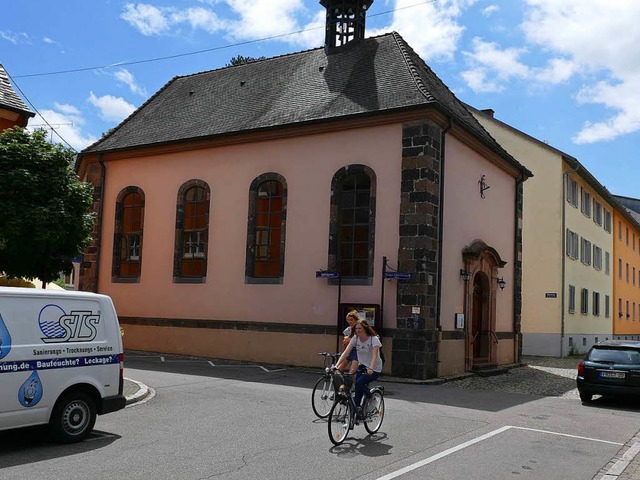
xmin=472 ymin=107 xmax=616 ymax=356
xmin=612 ymin=206 xmax=640 ymax=339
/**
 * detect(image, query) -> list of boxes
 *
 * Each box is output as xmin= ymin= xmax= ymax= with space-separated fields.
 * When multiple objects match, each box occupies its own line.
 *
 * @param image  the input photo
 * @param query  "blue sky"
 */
xmin=2 ymin=0 xmax=639 ymax=197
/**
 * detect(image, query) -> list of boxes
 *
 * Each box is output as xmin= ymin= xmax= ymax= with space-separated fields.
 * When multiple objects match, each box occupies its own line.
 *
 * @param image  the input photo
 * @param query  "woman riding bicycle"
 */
xmin=335 ymin=318 xmax=382 ymax=417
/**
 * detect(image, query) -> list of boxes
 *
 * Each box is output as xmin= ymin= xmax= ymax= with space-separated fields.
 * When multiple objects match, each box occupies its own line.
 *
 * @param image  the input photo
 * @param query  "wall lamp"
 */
xmin=460 ymin=269 xmax=471 ymax=282
xmin=497 ymin=277 xmax=506 ymax=291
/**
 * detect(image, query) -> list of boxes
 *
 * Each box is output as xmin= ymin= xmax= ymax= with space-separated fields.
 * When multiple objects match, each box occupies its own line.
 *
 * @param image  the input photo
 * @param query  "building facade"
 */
xmin=0 ymin=63 xmax=34 ymax=132
xmin=76 ymin=1 xmax=531 ymax=379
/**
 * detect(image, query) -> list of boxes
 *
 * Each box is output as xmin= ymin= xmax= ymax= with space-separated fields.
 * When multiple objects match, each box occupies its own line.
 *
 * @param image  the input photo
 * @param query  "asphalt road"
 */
xmin=1 ymin=353 xmax=639 ymax=480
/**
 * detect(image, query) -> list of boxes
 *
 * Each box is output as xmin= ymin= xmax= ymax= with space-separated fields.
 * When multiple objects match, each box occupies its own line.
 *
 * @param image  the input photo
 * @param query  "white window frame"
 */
xmin=593 ymin=245 xmax=602 ymax=271
xmin=605 ymin=295 xmax=610 ymax=318
xmin=593 ymin=291 xmax=600 ymax=316
xmin=566 ymin=229 xmax=579 ymax=260
xmin=605 ymin=251 xmax=610 ymax=275
xmin=604 ymin=210 xmax=612 ymax=233
xmin=568 ymin=285 xmax=576 ymax=314
xmin=593 ymin=200 xmax=603 ymax=226
xmin=581 ymin=237 xmax=592 ymax=266
xmin=581 ymin=188 xmax=591 ymax=217
xmin=581 ymin=288 xmax=589 ymax=314
xmin=567 ymin=176 xmax=578 ymax=207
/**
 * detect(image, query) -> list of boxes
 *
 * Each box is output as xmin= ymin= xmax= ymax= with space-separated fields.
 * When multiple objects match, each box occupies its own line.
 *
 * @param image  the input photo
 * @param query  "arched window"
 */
xmin=329 ymin=165 xmax=376 ymax=284
xmin=246 ymin=173 xmax=287 ymax=283
xmin=174 ymin=180 xmax=210 ymax=282
xmin=113 ymin=187 xmax=145 ymax=281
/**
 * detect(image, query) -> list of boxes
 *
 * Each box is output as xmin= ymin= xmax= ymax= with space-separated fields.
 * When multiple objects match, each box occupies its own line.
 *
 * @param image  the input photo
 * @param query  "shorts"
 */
xmin=347 ymin=349 xmax=358 ymax=361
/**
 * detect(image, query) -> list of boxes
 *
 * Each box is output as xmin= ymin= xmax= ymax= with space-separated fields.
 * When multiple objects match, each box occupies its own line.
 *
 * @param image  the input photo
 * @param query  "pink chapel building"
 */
xmin=75 ymin=0 xmax=532 ymax=379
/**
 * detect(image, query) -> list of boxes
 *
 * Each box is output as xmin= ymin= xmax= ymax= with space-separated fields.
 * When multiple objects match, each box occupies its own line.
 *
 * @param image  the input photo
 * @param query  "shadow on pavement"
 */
xmin=123 ymin=351 xmax=574 ymax=413
xmin=0 ymin=427 xmax=120 ymax=468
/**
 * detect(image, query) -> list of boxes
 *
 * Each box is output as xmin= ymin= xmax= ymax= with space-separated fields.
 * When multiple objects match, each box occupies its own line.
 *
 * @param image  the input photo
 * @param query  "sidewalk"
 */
xmin=123 ymin=377 xmax=153 ymax=406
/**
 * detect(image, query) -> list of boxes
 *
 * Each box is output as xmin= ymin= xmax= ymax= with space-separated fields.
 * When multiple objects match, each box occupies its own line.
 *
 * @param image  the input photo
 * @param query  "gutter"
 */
xmin=435 ymin=117 xmax=452 ymax=375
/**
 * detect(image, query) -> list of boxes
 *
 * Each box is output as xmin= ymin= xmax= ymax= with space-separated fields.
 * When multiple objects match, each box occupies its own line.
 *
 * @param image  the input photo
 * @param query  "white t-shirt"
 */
xmin=349 ymin=335 xmax=383 ymax=372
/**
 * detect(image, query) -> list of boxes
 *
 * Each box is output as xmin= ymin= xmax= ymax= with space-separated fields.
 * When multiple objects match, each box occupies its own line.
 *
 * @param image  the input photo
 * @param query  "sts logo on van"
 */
xmin=39 ymin=305 xmax=101 ymax=343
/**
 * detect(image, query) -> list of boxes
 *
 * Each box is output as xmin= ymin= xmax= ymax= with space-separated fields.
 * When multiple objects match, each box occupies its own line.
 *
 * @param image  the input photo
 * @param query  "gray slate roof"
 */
xmin=82 ymin=32 xmax=529 ymax=176
xmin=0 ymin=64 xmax=34 ymax=117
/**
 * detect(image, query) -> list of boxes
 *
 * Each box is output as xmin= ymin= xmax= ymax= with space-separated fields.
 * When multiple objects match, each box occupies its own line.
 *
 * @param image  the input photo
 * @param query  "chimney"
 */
xmin=320 ymin=0 xmax=373 ymax=53
xmin=481 ymin=108 xmax=495 ymax=118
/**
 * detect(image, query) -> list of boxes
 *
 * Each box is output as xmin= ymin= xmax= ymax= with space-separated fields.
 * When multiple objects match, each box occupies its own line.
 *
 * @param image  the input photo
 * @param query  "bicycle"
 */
xmin=311 ymin=352 xmax=339 ymax=418
xmin=327 ymin=366 xmax=385 ymax=445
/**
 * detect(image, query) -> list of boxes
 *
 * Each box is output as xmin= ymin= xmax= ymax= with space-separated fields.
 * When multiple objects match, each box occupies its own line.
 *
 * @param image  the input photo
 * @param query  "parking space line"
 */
xmin=376 ymin=426 xmax=623 ymax=480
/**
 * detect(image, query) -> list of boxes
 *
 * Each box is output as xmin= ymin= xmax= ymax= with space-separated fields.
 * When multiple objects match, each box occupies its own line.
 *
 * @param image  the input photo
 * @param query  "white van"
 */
xmin=0 ymin=287 xmax=126 ymax=443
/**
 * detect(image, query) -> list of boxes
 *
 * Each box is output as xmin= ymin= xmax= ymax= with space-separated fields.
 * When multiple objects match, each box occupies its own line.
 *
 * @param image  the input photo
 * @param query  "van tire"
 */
xmin=49 ymin=391 xmax=97 ymax=443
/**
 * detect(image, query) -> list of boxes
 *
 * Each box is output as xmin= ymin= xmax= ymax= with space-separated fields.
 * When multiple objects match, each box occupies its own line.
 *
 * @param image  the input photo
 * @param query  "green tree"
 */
xmin=0 ymin=127 xmax=95 ymax=286
xmin=226 ymin=55 xmax=266 ymax=66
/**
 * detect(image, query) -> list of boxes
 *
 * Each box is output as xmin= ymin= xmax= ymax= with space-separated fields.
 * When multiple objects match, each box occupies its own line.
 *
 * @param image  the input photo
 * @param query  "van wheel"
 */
xmin=49 ymin=392 xmax=96 ymax=443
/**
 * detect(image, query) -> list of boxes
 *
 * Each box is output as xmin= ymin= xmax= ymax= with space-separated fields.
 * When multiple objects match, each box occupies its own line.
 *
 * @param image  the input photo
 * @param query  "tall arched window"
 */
xmin=246 ymin=173 xmax=287 ymax=283
xmin=174 ymin=180 xmax=210 ymax=282
xmin=113 ymin=187 xmax=145 ymax=281
xmin=329 ymin=165 xmax=376 ymax=284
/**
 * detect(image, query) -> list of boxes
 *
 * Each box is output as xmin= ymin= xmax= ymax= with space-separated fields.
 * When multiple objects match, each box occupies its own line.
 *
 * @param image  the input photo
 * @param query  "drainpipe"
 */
xmin=94 ymin=153 xmax=106 ymax=293
xmin=561 ymin=163 xmax=580 ymax=357
xmin=513 ymin=175 xmax=524 ymax=364
xmin=435 ymin=117 xmax=452 ymax=376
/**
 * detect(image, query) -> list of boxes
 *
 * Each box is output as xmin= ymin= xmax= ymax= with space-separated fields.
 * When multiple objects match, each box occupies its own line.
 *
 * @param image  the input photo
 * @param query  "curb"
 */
xmin=124 ymin=378 xmax=154 ymax=406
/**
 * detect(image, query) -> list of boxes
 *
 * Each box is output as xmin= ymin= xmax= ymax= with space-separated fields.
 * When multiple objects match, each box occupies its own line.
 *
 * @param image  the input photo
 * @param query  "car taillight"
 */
xmin=578 ymin=360 xmax=585 ymax=376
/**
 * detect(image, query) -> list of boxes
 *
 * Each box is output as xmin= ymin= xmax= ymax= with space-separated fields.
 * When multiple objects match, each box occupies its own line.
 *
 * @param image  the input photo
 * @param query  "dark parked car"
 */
xmin=577 ymin=340 xmax=640 ymax=402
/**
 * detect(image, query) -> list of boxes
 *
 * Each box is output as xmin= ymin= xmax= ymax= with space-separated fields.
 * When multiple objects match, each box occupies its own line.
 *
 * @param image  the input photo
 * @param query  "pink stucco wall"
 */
xmin=98 ymin=124 xmax=402 ymax=328
xmin=440 ymin=139 xmax=516 ymax=333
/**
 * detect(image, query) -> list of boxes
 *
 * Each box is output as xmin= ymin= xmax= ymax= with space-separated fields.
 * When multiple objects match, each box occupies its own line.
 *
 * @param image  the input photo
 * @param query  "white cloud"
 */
xmin=114 ymin=69 xmax=148 ymax=96
xmin=121 ymin=3 xmax=170 ymax=36
xmin=521 ymin=0 xmax=640 ymax=142
xmin=0 ymin=30 xmax=31 ymax=45
xmin=368 ymin=0 xmax=477 ymax=61
xmin=26 ymin=104 xmax=98 ymax=151
xmin=170 ymin=7 xmax=223 ymax=34
xmin=482 ymin=5 xmax=499 ymax=17
xmin=224 ymin=0 xmax=304 ymax=39
xmin=88 ymin=92 xmax=136 ymax=123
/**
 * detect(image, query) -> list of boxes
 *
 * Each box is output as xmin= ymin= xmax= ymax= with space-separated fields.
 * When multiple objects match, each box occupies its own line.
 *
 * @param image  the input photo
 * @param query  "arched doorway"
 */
xmin=472 ymin=272 xmax=491 ymax=363
xmin=462 ymin=240 xmax=507 ymax=371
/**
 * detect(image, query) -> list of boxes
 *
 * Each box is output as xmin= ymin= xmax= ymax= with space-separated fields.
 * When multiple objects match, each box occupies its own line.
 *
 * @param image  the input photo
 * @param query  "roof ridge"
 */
xmin=0 ymin=63 xmax=34 ymax=116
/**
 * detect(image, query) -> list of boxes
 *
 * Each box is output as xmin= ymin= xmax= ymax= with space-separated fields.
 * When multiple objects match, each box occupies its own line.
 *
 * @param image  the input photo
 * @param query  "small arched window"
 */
xmin=113 ymin=187 xmax=145 ymax=282
xmin=246 ymin=173 xmax=287 ymax=283
xmin=329 ymin=165 xmax=376 ymax=284
xmin=174 ymin=180 xmax=210 ymax=282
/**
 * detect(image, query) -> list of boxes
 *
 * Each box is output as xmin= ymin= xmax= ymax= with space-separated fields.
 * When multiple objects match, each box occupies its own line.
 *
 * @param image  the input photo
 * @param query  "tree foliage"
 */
xmin=0 ymin=127 xmax=95 ymax=284
xmin=226 ymin=55 xmax=266 ymax=67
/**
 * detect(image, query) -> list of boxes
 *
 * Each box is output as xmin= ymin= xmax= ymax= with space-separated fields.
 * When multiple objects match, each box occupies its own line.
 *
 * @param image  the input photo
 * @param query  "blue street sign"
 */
xmin=384 ymin=272 xmax=411 ymax=280
xmin=316 ymin=271 xmax=339 ymax=278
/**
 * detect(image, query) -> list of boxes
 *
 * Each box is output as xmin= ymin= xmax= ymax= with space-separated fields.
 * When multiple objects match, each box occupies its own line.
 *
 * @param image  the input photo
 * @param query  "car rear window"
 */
xmin=588 ymin=348 xmax=640 ymax=365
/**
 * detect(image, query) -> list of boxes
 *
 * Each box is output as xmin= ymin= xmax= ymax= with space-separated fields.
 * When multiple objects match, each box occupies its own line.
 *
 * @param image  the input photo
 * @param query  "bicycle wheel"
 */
xmin=363 ymin=390 xmax=384 ymax=434
xmin=328 ymin=399 xmax=351 ymax=445
xmin=312 ymin=376 xmax=334 ymax=418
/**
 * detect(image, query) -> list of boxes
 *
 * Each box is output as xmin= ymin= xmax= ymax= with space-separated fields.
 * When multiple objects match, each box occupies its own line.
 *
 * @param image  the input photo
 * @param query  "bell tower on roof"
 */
xmin=320 ymin=0 xmax=373 ymax=53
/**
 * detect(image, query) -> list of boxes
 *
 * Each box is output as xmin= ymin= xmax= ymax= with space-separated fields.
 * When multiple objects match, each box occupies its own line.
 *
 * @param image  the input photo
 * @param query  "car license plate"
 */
xmin=599 ymin=371 xmax=625 ymax=379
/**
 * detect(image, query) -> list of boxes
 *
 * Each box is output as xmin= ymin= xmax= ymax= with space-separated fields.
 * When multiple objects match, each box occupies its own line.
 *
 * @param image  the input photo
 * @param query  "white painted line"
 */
xmin=208 ymin=361 xmax=216 ymax=367
xmin=375 ymin=426 xmax=512 ymax=480
xmin=376 ymin=426 xmax=624 ymax=480
xmin=606 ymin=442 xmax=640 ymax=476
xmin=160 ymin=356 xmax=165 ymax=362
xmin=513 ymin=426 xmax=624 ymax=446
xmin=258 ymin=366 xmax=287 ymax=373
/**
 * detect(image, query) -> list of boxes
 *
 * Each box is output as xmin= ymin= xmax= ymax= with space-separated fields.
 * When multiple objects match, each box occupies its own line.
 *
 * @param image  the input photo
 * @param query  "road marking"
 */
xmin=127 ymin=354 xmax=287 ymax=372
xmin=208 ymin=361 xmax=216 ymax=367
xmin=376 ymin=426 xmax=623 ymax=480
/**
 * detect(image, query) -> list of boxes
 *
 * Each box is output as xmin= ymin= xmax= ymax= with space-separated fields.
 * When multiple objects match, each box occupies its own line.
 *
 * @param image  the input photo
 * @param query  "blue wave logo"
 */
xmin=0 ymin=312 xmax=12 ymax=360
xmin=19 ymin=370 xmax=43 ymax=407
xmin=38 ymin=304 xmax=67 ymax=340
